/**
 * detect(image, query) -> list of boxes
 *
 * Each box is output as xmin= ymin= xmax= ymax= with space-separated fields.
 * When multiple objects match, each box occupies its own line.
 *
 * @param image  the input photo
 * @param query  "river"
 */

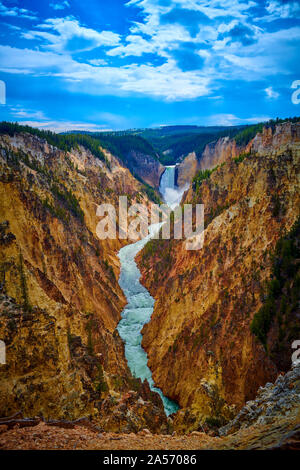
xmin=117 ymin=166 xmax=182 ymax=416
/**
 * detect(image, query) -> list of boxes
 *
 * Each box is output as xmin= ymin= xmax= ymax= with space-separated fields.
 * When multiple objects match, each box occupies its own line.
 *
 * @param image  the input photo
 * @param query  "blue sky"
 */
xmin=0 ymin=0 xmax=299 ymax=131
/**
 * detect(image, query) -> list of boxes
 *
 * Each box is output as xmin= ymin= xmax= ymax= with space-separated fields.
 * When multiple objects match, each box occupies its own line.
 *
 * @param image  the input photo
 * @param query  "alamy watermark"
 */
xmin=96 ymin=197 xmax=204 ymax=250
xmin=0 ymin=80 xmax=6 ymax=105
xmin=291 ymin=80 xmax=300 ymax=105
xmin=0 ymin=340 xmax=5 ymax=364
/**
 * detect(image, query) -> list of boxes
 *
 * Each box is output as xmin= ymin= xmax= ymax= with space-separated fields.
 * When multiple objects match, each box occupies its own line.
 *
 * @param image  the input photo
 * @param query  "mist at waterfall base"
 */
xmin=116 ymin=167 xmax=182 ymax=416
xmin=159 ymin=166 xmax=188 ymax=208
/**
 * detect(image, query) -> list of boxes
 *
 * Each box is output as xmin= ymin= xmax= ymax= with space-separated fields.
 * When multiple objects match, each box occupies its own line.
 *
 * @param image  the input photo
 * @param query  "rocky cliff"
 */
xmin=120 ymin=149 xmax=164 ymax=189
xmin=0 ymin=131 xmax=167 ymax=432
xmin=176 ymin=129 xmax=258 ymax=188
xmin=176 ymin=152 xmax=199 ymax=187
xmin=138 ymin=122 xmax=300 ymax=432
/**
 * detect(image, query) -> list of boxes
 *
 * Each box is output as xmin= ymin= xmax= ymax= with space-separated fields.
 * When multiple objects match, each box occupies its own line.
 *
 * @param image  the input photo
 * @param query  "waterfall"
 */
xmin=159 ymin=165 xmax=187 ymax=208
xmin=160 ymin=165 xmax=176 ymax=192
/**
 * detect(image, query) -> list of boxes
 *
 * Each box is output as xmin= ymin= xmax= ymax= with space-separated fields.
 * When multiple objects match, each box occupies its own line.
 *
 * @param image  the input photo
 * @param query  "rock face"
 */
xmin=199 ymin=137 xmax=245 ymax=171
xmin=176 ymin=121 xmax=300 ymax=188
xmin=137 ymin=122 xmax=300 ymax=432
xmin=251 ymin=121 xmax=300 ymax=156
xmin=176 ymin=152 xmax=198 ymax=187
xmin=176 ymin=136 xmax=250 ymax=188
xmin=0 ymin=364 xmax=299 ymax=449
xmin=0 ymin=132 xmax=167 ymax=432
xmin=219 ymin=362 xmax=300 ymax=437
xmin=119 ymin=150 xmax=164 ymax=189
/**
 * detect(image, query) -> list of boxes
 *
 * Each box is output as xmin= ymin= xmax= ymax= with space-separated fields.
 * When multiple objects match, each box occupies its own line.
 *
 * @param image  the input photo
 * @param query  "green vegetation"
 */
xmin=271 ymin=194 xmax=281 ymax=218
xmin=233 ymin=152 xmax=251 ymax=164
xmin=192 ymin=168 xmax=215 ymax=192
xmin=141 ymin=182 xmax=161 ymax=204
xmin=204 ymin=383 xmax=229 ymax=430
xmin=103 ymin=259 xmax=115 ymax=281
xmin=59 ymin=124 xmax=246 ymax=165
xmin=250 ymin=217 xmax=300 ymax=349
xmin=41 ymin=184 xmax=84 ymax=224
xmin=85 ymin=316 xmax=96 ymax=355
xmin=18 ymin=252 xmax=31 ymax=312
xmin=141 ymin=237 xmax=173 ymax=273
xmin=137 ymin=125 xmax=244 ymax=165
xmin=94 ymin=363 xmax=109 ymax=394
xmin=91 ymin=133 xmax=158 ymax=160
xmin=206 ymin=203 xmax=230 ymax=227
xmin=234 ymin=123 xmax=265 ymax=146
xmin=0 ymin=121 xmax=107 ymax=162
xmin=51 ymin=184 xmax=84 ymax=222
xmin=42 ymin=197 xmax=69 ymax=223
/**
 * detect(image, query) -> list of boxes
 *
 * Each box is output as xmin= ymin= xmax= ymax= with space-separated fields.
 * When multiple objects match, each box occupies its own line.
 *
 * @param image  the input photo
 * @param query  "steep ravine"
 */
xmin=137 ymin=122 xmax=300 ymax=432
xmin=0 ymin=131 xmax=168 ymax=433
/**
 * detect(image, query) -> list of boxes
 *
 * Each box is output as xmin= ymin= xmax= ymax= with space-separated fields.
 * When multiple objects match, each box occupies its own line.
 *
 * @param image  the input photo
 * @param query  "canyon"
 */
xmin=138 ymin=122 xmax=300 ymax=432
xmin=0 ymin=120 xmax=299 ymax=449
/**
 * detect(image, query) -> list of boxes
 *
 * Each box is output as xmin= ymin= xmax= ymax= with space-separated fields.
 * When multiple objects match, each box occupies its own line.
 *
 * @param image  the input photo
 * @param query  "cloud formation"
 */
xmin=0 ymin=0 xmax=299 ymax=128
xmin=0 ymin=1 xmax=37 ymax=20
xmin=50 ymin=1 xmax=70 ymax=11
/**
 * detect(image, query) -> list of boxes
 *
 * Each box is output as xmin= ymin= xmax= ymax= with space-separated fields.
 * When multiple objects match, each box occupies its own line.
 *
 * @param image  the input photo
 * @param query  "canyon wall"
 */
xmin=138 ymin=122 xmax=300 ymax=431
xmin=119 ymin=149 xmax=164 ymax=189
xmin=177 ymin=121 xmax=300 ymax=189
xmin=177 ymin=134 xmax=252 ymax=188
xmin=0 ymin=132 xmax=167 ymax=432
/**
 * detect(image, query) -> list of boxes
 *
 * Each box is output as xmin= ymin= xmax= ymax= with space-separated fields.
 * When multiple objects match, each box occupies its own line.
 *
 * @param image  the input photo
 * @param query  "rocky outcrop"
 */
xmin=251 ymin=121 xmax=300 ymax=156
xmin=176 ymin=136 xmax=250 ymax=188
xmin=177 ymin=121 xmax=300 ymax=188
xmin=119 ymin=150 xmax=164 ymax=189
xmin=219 ymin=362 xmax=300 ymax=436
xmin=0 ymin=365 xmax=299 ymax=448
xmin=199 ymin=136 xmax=247 ymax=171
xmin=0 ymin=132 xmax=167 ymax=432
xmin=137 ymin=122 xmax=300 ymax=432
xmin=176 ymin=152 xmax=198 ymax=187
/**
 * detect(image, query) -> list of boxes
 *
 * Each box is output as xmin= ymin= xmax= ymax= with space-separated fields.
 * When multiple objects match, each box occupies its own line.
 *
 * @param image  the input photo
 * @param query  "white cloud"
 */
xmin=262 ymin=1 xmax=300 ymax=22
xmin=88 ymin=58 xmax=108 ymax=66
xmin=265 ymin=86 xmax=279 ymax=99
xmin=2 ymin=0 xmax=300 ymax=103
xmin=126 ymin=0 xmax=255 ymax=23
xmin=206 ymin=113 xmax=272 ymax=126
xmin=0 ymin=1 xmax=37 ymax=20
xmin=0 ymin=45 xmax=211 ymax=101
xmin=173 ymin=0 xmax=255 ymax=20
xmin=220 ymin=27 xmax=300 ymax=80
xmin=16 ymin=120 xmax=112 ymax=133
xmin=8 ymin=105 xmax=117 ymax=132
xmin=23 ymin=17 xmax=120 ymax=53
xmin=50 ymin=1 xmax=70 ymax=10
xmin=9 ymin=106 xmax=47 ymax=120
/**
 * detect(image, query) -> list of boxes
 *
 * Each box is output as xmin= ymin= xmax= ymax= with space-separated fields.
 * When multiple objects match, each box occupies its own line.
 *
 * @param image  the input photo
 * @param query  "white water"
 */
xmin=159 ymin=165 xmax=188 ymax=208
xmin=117 ymin=167 xmax=181 ymax=416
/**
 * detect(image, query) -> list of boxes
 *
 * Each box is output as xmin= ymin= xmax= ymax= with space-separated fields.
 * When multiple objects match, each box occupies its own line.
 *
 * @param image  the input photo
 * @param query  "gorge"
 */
xmin=0 ymin=120 xmax=299 ymax=449
xmin=117 ymin=164 xmax=184 ymax=416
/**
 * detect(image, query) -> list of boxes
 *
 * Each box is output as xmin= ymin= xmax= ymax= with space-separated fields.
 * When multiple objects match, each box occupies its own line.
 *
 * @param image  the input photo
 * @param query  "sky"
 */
xmin=0 ymin=0 xmax=299 ymax=131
